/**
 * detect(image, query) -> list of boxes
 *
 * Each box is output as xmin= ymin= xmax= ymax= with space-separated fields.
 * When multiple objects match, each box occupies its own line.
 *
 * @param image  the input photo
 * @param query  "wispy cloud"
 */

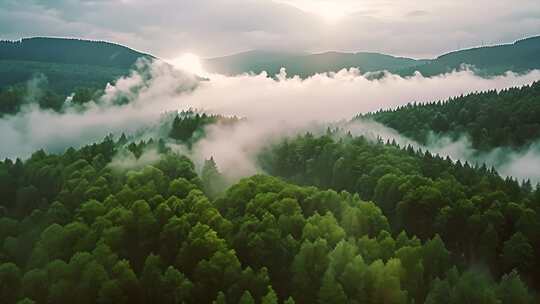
xmin=1 ymin=60 xmax=539 ymax=182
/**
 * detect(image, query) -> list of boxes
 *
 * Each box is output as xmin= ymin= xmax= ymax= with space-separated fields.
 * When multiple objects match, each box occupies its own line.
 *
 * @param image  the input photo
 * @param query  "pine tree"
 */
xmin=238 ymin=291 xmax=255 ymax=304
xmin=261 ymin=286 xmax=278 ymax=304
xmin=318 ymin=270 xmax=347 ymax=304
xmin=201 ymin=157 xmax=226 ymax=198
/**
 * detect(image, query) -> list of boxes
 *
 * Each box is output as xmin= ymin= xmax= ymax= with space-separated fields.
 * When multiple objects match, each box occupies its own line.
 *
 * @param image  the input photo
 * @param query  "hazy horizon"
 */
xmin=1 ymin=0 xmax=539 ymax=58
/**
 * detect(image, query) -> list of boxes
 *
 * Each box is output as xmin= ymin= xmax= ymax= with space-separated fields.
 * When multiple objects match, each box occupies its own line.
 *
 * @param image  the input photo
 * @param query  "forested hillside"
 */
xmin=0 ymin=60 xmax=128 ymax=97
xmin=2 ymin=1 xmax=539 ymax=303
xmin=0 ymin=78 xmax=108 ymax=115
xmin=1 ymin=36 xmax=539 ymax=304
xmin=0 ymin=125 xmax=538 ymax=303
xmin=168 ymin=111 xmax=240 ymax=146
xmin=0 ymin=38 xmax=152 ymax=68
xmin=205 ymin=36 xmax=540 ymax=77
xmin=0 ymin=38 xmax=152 ymax=96
xmin=260 ymin=132 xmax=540 ymax=294
xmin=399 ymin=36 xmax=540 ymax=76
xmin=204 ymin=50 xmax=423 ymax=77
xmin=365 ymin=81 xmax=540 ymax=151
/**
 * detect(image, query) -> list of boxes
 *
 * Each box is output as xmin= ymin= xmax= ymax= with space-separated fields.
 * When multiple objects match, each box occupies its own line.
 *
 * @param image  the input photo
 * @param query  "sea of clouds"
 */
xmin=1 ymin=59 xmax=539 ymax=182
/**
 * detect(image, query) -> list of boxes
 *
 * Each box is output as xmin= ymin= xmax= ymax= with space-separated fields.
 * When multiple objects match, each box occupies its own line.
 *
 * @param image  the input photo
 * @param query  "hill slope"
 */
xmin=364 ymin=81 xmax=540 ymax=151
xmin=0 ymin=126 xmax=539 ymax=303
xmin=205 ymin=36 xmax=540 ymax=77
xmin=204 ymin=50 xmax=425 ymax=77
xmin=0 ymin=37 xmax=152 ymax=68
xmin=0 ymin=37 xmax=153 ymax=93
xmin=399 ymin=35 xmax=540 ymax=76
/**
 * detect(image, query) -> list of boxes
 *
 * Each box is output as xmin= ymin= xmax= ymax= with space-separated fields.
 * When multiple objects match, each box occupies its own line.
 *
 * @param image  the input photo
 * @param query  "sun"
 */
xmin=276 ymin=0 xmax=349 ymax=24
xmin=310 ymin=2 xmax=347 ymax=23
xmin=167 ymin=53 xmax=206 ymax=76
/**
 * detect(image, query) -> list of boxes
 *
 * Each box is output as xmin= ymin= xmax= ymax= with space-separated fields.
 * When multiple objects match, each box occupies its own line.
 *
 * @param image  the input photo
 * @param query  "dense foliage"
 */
xmin=0 ymin=129 xmax=537 ymax=303
xmin=260 ymin=132 xmax=540 ymax=293
xmin=169 ymin=112 xmax=219 ymax=142
xmin=0 ymin=83 xmax=63 ymax=115
xmin=0 ymin=37 xmax=151 ymax=95
xmin=0 ymin=81 xmax=105 ymax=116
xmin=2 ymin=34 xmax=539 ymax=304
xmin=0 ymin=60 xmax=127 ymax=95
xmin=365 ymin=81 xmax=540 ymax=150
xmin=168 ymin=111 xmax=241 ymax=148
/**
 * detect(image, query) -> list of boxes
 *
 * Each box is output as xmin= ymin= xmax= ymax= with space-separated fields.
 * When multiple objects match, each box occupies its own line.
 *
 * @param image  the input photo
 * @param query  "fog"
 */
xmin=1 ymin=59 xmax=539 ymax=182
xmin=109 ymin=147 xmax=162 ymax=171
xmin=426 ymin=135 xmax=540 ymax=183
xmin=0 ymin=60 xmax=199 ymax=158
xmin=345 ymin=121 xmax=540 ymax=183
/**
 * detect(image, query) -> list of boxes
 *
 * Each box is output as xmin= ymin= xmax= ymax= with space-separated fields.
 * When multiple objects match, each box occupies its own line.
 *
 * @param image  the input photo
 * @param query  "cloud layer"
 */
xmin=1 ymin=60 xmax=539 ymax=182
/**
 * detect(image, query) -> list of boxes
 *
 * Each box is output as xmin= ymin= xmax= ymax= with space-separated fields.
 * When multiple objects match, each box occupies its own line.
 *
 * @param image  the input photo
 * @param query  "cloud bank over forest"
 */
xmin=1 ymin=59 xmax=539 ymax=182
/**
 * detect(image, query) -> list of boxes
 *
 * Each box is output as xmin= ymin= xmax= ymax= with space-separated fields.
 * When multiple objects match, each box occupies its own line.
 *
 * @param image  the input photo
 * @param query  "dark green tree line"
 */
xmin=364 ymin=81 xmax=540 ymax=151
xmin=259 ymin=132 xmax=540 ymax=293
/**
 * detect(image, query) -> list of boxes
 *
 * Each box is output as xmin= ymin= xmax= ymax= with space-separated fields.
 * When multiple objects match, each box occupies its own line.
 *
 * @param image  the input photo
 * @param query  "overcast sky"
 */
xmin=1 ymin=0 xmax=539 ymax=58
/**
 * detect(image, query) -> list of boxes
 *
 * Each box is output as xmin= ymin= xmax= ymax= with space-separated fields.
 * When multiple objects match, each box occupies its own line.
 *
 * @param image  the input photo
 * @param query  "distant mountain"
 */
xmin=204 ymin=36 xmax=540 ymax=77
xmin=0 ymin=37 xmax=153 ymax=93
xmin=204 ymin=50 xmax=425 ymax=77
xmin=0 ymin=37 xmax=152 ymax=68
xmin=398 ymin=35 xmax=540 ymax=76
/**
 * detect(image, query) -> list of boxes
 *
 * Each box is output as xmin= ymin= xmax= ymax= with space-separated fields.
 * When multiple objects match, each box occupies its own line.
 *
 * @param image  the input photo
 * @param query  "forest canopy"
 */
xmin=0 ymin=123 xmax=539 ymax=303
xmin=0 ymin=36 xmax=539 ymax=304
xmin=365 ymin=81 xmax=540 ymax=151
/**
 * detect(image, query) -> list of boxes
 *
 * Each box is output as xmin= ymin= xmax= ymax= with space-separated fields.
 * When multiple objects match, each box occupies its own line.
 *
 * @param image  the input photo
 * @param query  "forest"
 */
xmin=0 ymin=110 xmax=538 ymax=303
xmin=0 ymin=35 xmax=539 ymax=304
xmin=0 ymin=38 xmax=151 ymax=69
xmin=393 ymin=36 xmax=540 ymax=77
xmin=365 ymin=81 xmax=540 ymax=151
xmin=0 ymin=38 xmax=150 ymax=95
xmin=0 ymin=83 xmax=105 ymax=116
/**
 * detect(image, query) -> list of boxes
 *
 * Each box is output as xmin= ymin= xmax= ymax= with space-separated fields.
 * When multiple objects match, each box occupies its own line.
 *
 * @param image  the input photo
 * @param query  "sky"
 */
xmin=0 ymin=0 xmax=539 ymax=58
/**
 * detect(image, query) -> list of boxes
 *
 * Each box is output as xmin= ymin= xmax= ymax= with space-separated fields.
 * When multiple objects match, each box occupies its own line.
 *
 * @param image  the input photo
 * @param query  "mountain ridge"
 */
xmin=204 ymin=49 xmax=425 ymax=76
xmin=0 ymin=37 xmax=154 ymax=93
xmin=0 ymin=37 xmax=153 ymax=68
xmin=204 ymin=35 xmax=540 ymax=77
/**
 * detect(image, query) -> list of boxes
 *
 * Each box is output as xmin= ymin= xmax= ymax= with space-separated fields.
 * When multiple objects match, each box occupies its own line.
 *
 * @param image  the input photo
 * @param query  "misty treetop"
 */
xmin=364 ymin=81 xmax=540 ymax=151
xmin=0 ymin=127 xmax=538 ymax=303
xmin=0 ymin=60 xmax=128 ymax=96
xmin=259 ymin=131 xmax=540 ymax=290
xmin=0 ymin=38 xmax=154 ymax=112
xmin=0 ymin=80 xmax=107 ymax=116
xmin=0 ymin=37 xmax=152 ymax=94
xmin=168 ymin=111 xmax=241 ymax=146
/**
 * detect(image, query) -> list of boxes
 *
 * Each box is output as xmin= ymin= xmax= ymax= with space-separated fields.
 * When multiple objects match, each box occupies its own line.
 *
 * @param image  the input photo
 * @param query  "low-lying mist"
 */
xmin=1 ymin=59 xmax=539 ymax=182
xmin=345 ymin=120 xmax=540 ymax=183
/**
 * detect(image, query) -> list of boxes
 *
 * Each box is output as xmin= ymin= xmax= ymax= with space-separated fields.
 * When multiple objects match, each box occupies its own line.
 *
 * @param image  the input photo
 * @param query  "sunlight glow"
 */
xmin=276 ymin=0 xmax=355 ymax=23
xmin=167 ymin=53 xmax=206 ymax=76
